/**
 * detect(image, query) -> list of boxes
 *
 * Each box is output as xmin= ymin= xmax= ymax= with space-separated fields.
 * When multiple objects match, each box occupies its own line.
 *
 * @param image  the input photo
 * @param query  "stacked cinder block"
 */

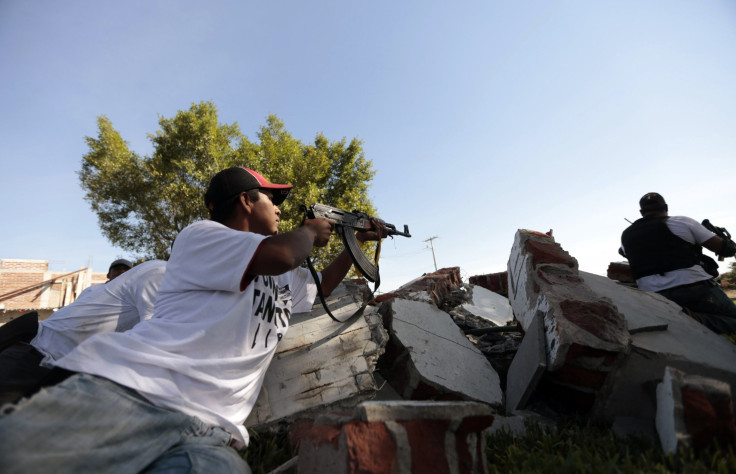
xmin=469 ymin=271 xmax=508 ymax=297
xmin=295 ymin=401 xmax=494 ymax=474
xmin=507 ymin=230 xmax=631 ymax=413
xmin=374 ymin=267 xmax=463 ymax=307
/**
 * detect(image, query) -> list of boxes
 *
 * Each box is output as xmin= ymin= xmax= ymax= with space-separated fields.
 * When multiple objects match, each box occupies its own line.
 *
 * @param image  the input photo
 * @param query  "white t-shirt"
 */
xmin=31 ymin=260 xmax=166 ymax=366
xmin=55 ymin=220 xmax=318 ymax=448
xmin=623 ymin=216 xmax=715 ymax=292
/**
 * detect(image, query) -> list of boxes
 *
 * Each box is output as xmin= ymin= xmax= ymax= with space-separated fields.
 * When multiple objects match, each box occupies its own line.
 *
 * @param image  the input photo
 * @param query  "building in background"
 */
xmin=0 ymin=259 xmax=107 ymax=324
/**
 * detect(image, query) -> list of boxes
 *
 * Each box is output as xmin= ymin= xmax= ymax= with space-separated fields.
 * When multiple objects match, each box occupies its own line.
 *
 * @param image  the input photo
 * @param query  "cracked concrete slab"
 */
xmin=379 ymin=298 xmax=503 ymax=407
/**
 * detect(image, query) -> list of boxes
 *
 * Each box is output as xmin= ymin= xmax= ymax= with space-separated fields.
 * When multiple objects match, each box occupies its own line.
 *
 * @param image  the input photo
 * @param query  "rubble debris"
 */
xmin=506 ymin=311 xmax=547 ymax=412
xmin=378 ymin=298 xmax=504 ymax=407
xmin=245 ymin=281 xmax=388 ymax=429
xmin=294 ymin=400 xmax=494 ymax=474
xmin=606 ymin=261 xmax=634 ymax=284
xmin=469 ymin=271 xmax=509 ymax=297
xmin=374 ymin=267 xmax=465 ymax=310
xmin=453 ymin=285 xmax=514 ymax=328
xmin=243 ymin=226 xmax=736 ymax=461
xmin=578 ymin=271 xmax=736 ymax=429
xmin=656 ymin=367 xmax=736 ymax=453
xmin=507 ymin=229 xmax=631 ymax=414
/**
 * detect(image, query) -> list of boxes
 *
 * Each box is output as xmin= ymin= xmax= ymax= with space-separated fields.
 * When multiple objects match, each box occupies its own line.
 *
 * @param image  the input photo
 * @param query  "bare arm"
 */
xmin=247 ymin=218 xmax=333 ymax=276
xmin=702 ymin=236 xmax=724 ymax=255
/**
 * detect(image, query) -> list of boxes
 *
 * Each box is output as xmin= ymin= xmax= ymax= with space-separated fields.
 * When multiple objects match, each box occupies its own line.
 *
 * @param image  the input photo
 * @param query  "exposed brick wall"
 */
xmin=294 ymin=402 xmax=493 ymax=474
xmin=469 ymin=271 xmax=508 ymax=297
xmin=1 ymin=259 xmax=105 ymax=311
xmin=0 ymin=259 xmax=50 ymax=310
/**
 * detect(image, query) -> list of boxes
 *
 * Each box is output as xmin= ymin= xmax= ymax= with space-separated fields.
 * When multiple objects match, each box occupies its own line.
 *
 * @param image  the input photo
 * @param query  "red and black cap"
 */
xmin=204 ymin=167 xmax=293 ymax=210
xmin=639 ymin=192 xmax=668 ymax=213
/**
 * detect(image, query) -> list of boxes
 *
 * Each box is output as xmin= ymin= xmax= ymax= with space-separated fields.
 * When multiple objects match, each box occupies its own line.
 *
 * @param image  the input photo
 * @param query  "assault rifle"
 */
xmin=702 ymin=219 xmax=736 ymax=261
xmin=305 ymin=203 xmax=411 ymax=284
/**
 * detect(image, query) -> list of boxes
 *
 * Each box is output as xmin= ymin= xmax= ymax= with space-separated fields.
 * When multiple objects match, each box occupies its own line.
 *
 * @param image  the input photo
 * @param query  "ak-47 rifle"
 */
xmin=702 ymin=219 xmax=736 ymax=261
xmin=305 ymin=203 xmax=411 ymax=284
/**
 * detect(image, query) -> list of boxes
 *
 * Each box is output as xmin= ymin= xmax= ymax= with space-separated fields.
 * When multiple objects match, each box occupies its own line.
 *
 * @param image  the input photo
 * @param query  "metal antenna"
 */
xmin=424 ymin=236 xmax=439 ymax=271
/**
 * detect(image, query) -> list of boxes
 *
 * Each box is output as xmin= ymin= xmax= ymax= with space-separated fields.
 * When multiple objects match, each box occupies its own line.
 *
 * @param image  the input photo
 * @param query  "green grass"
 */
xmin=240 ymin=430 xmax=297 ymax=474
xmin=242 ymin=419 xmax=736 ymax=474
xmin=485 ymin=418 xmax=736 ymax=474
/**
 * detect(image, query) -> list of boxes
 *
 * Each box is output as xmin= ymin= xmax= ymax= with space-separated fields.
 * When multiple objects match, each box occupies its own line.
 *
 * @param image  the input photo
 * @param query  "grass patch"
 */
xmin=486 ymin=418 xmax=736 ymax=473
xmin=240 ymin=430 xmax=297 ymax=474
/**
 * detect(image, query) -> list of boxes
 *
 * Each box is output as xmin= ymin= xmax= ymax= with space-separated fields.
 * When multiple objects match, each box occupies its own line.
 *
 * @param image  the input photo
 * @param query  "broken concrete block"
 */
xmin=579 ymin=272 xmax=736 ymax=426
xmin=469 ymin=271 xmax=508 ymax=297
xmin=296 ymin=401 xmax=494 ymax=474
xmin=506 ymin=310 xmax=547 ymax=412
xmin=607 ymin=261 xmax=634 ymax=283
xmin=508 ymin=230 xmax=631 ymax=373
xmin=506 ymin=229 xmax=631 ymax=414
xmin=375 ymin=267 xmax=465 ymax=308
xmin=656 ymin=367 xmax=736 ymax=453
xmin=245 ymin=281 xmax=388 ymax=429
xmin=459 ymin=285 xmax=514 ymax=327
xmin=378 ymin=298 xmax=503 ymax=407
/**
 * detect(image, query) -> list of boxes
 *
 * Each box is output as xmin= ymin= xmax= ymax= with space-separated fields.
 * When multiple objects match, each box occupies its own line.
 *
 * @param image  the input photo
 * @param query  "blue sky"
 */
xmin=1 ymin=1 xmax=735 ymax=292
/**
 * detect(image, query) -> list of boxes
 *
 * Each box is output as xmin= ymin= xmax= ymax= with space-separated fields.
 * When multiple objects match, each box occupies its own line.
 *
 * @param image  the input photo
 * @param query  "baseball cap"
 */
xmin=639 ymin=192 xmax=667 ymax=213
xmin=204 ymin=167 xmax=293 ymax=209
xmin=109 ymin=258 xmax=133 ymax=270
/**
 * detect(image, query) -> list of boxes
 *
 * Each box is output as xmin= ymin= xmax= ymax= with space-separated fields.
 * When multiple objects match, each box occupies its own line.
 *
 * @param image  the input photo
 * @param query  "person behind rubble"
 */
xmin=620 ymin=192 xmax=736 ymax=334
xmin=0 ymin=166 xmax=387 ymax=474
xmin=0 ymin=259 xmax=167 ymax=405
xmin=106 ymin=257 xmax=134 ymax=281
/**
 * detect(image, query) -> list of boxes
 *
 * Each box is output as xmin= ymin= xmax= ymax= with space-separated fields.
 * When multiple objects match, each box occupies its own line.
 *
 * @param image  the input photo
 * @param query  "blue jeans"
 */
xmin=658 ymin=279 xmax=736 ymax=334
xmin=0 ymin=373 xmax=251 ymax=474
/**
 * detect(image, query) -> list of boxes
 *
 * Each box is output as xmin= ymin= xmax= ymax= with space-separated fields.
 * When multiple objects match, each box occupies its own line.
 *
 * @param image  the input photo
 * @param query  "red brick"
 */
xmin=344 ymin=421 xmax=398 ymax=474
xmin=399 ymin=419 xmax=451 ymax=474
xmin=682 ymin=388 xmax=736 ymax=451
xmin=525 ymin=240 xmax=577 ymax=268
xmin=469 ymin=271 xmax=508 ymax=297
xmin=559 ymin=300 xmax=628 ymax=345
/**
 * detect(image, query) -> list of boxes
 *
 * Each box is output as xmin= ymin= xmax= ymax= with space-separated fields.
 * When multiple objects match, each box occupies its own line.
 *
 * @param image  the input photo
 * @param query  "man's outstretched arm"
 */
xmin=248 ymin=218 xmax=333 ymax=277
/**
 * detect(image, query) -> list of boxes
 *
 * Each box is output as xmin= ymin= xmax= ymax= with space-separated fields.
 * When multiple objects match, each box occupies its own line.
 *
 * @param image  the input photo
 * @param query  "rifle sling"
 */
xmin=300 ymin=205 xmax=381 ymax=323
xmin=306 ymin=256 xmax=378 ymax=323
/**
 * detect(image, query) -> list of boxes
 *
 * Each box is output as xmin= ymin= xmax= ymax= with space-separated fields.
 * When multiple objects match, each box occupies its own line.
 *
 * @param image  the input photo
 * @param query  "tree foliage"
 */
xmin=79 ymin=101 xmax=376 ymax=269
xmin=721 ymin=261 xmax=736 ymax=290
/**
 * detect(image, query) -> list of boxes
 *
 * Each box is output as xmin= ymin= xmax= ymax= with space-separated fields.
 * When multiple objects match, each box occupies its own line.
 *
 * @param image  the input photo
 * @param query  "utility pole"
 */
xmin=424 ymin=236 xmax=439 ymax=271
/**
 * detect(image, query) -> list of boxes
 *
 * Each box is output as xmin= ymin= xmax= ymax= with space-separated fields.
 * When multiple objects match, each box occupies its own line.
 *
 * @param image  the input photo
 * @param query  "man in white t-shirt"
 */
xmin=74 ymin=258 xmax=134 ymax=300
xmin=0 ymin=167 xmax=387 ymax=474
xmin=621 ymin=192 xmax=736 ymax=334
xmin=0 ymin=260 xmax=166 ymax=405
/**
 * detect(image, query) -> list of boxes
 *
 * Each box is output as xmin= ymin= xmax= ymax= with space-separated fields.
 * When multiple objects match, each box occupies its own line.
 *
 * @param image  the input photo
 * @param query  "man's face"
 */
xmin=249 ymin=190 xmax=281 ymax=236
xmin=107 ymin=265 xmax=130 ymax=281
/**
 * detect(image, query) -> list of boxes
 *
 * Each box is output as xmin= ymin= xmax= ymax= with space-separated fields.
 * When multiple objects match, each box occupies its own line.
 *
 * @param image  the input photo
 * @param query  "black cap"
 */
xmin=639 ymin=192 xmax=668 ymax=213
xmin=204 ymin=167 xmax=293 ymax=210
xmin=109 ymin=258 xmax=133 ymax=270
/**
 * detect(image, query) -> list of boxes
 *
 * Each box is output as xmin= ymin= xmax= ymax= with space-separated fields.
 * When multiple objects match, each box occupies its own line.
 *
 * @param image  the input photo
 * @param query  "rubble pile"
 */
xmin=246 ymin=229 xmax=736 ymax=473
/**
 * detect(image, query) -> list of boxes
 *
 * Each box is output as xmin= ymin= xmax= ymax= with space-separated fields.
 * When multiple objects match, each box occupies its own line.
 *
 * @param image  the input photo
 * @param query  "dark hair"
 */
xmin=209 ymin=189 xmax=261 ymax=224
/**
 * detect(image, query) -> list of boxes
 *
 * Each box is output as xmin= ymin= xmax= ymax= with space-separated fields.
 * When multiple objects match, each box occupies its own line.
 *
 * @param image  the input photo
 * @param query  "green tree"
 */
xmin=79 ymin=101 xmax=376 ymax=270
xmin=721 ymin=261 xmax=736 ymax=290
